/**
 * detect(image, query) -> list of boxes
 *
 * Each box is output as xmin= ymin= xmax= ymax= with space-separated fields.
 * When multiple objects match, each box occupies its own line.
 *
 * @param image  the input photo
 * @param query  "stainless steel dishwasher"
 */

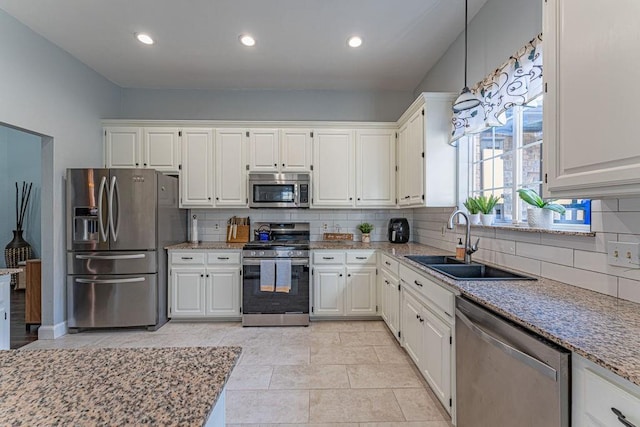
xmin=455 ymin=297 xmax=570 ymax=427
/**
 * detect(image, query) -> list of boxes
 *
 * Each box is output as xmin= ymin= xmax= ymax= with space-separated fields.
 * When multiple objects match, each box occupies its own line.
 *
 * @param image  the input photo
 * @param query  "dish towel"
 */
xmin=260 ymin=260 xmax=275 ymax=292
xmin=275 ymin=259 xmax=292 ymax=293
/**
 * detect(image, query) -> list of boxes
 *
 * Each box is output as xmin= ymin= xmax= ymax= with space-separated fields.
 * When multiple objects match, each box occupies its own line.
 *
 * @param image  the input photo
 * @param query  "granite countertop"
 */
xmin=0 ymin=346 xmax=241 ymax=426
xmin=0 ymin=268 xmax=22 ymax=276
xmin=387 ymin=246 xmax=640 ymax=387
xmin=166 ymin=242 xmax=246 ymax=250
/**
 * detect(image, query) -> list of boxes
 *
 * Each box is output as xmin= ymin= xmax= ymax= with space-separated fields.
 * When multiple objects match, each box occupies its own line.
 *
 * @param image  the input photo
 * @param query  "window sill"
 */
xmin=470 ymin=223 xmax=595 ymax=237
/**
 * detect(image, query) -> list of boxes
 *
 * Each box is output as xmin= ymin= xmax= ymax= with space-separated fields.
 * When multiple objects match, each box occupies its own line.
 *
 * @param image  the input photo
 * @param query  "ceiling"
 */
xmin=0 ymin=0 xmax=487 ymax=91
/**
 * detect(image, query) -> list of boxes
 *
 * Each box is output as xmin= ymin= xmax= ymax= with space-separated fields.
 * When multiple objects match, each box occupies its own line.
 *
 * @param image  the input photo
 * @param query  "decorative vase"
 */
xmin=469 ymin=213 xmax=481 ymax=225
xmin=527 ymin=207 xmax=554 ymax=229
xmin=361 ymin=233 xmax=371 ymax=243
xmin=480 ymin=213 xmax=495 ymax=226
xmin=4 ymin=230 xmax=32 ymax=288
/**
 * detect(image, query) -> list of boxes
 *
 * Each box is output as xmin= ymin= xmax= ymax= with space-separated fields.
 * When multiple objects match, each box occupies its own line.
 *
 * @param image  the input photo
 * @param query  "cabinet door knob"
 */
xmin=135 ymin=163 xmax=139 ymax=166
xmin=347 ymin=273 xmax=351 ymax=277
xmin=274 ymin=163 xmax=277 ymax=167
xmin=349 ymin=197 xmax=353 ymax=201
xmin=200 ymin=274 xmax=204 ymax=277
xmin=357 ymin=198 xmax=361 ymax=201
xmin=208 ymin=197 xmax=211 ymax=200
xmin=339 ymin=274 xmax=343 ymax=277
xmin=216 ymin=197 xmax=219 ymax=201
xmin=144 ymin=163 xmax=147 ymax=167
xmin=282 ymin=163 xmax=285 ymax=167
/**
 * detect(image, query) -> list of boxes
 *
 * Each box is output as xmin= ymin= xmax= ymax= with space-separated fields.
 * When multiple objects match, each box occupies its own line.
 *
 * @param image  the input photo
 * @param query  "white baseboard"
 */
xmin=38 ymin=321 xmax=67 ymax=340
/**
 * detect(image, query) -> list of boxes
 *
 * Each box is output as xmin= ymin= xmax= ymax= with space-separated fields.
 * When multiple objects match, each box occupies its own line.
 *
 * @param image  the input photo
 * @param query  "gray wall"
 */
xmin=0 ymin=125 xmax=42 ymax=266
xmin=0 ymin=9 xmax=121 ymax=335
xmin=414 ymin=0 xmax=542 ymax=94
xmin=119 ymin=88 xmax=414 ymax=122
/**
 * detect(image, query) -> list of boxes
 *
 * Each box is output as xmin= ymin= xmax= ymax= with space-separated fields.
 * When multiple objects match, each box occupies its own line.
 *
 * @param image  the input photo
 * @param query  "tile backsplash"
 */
xmin=413 ymin=199 xmax=640 ymax=304
xmin=190 ymin=208 xmax=414 ymax=243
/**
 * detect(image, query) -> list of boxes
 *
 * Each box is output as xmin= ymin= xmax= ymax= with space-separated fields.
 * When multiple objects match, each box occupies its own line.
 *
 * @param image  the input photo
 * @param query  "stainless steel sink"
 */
xmin=427 ymin=264 xmax=536 ymax=281
xmin=405 ymin=255 xmax=465 ymax=265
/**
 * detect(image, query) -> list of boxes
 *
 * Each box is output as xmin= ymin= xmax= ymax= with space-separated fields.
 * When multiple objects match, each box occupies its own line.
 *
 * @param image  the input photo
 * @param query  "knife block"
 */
xmin=226 ymin=225 xmax=249 ymax=243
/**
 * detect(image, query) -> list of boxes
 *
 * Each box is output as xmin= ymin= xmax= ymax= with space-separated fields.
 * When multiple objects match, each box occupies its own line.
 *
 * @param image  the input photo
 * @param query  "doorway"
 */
xmin=0 ymin=124 xmax=42 ymax=348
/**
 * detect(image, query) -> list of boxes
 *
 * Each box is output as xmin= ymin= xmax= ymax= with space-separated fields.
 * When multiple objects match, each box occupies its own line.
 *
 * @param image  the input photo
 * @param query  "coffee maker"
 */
xmin=388 ymin=218 xmax=410 ymax=243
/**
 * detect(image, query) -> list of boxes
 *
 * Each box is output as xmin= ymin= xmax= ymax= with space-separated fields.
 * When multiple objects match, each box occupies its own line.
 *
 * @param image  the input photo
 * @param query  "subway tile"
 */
xmin=494 ymin=229 xmax=541 ymax=244
xmin=541 ymin=262 xmax=618 ymax=297
xmin=494 ymin=252 xmax=541 ymax=276
xmin=619 ymin=198 xmax=640 ymax=212
xmin=590 ymin=199 xmax=619 ymax=212
xmin=540 ymin=232 xmax=612 ymax=253
xmin=618 ymin=278 xmax=640 ymax=303
xmin=591 ymin=212 xmax=640 ymax=234
xmin=516 ymin=242 xmax=573 ymax=266
xmin=482 ymin=238 xmax=516 ymax=255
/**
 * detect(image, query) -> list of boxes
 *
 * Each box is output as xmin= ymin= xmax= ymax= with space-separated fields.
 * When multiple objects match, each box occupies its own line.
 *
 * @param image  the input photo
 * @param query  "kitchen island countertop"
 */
xmin=0 ymin=268 xmax=22 ymax=276
xmin=0 ymin=346 xmax=241 ymax=426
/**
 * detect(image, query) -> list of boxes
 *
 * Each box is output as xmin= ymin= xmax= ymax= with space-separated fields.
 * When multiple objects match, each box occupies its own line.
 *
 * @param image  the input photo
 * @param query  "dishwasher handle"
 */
xmin=456 ymin=308 xmax=557 ymax=381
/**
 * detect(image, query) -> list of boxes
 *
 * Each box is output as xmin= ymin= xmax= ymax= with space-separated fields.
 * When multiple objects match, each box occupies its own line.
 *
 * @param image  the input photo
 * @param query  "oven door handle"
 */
xmin=242 ymin=259 xmax=309 ymax=266
xmin=456 ymin=308 xmax=557 ymax=381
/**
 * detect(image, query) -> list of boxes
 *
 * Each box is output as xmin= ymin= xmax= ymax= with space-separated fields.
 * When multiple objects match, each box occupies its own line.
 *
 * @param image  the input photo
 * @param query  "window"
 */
xmin=465 ymin=96 xmax=591 ymax=229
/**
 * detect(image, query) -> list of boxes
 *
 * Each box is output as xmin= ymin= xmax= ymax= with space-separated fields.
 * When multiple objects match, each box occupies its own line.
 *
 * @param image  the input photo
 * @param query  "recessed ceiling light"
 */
xmin=135 ymin=33 xmax=154 ymax=45
xmin=239 ymin=34 xmax=256 ymax=47
xmin=347 ymin=36 xmax=363 ymax=48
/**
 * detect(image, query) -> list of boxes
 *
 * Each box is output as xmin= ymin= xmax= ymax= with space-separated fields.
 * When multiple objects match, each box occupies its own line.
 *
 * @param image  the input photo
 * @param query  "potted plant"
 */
xmin=463 ymin=197 xmax=481 ymax=225
xmin=357 ymin=223 xmax=374 ymax=243
xmin=517 ymin=188 xmax=566 ymax=229
xmin=476 ymin=194 xmax=500 ymax=226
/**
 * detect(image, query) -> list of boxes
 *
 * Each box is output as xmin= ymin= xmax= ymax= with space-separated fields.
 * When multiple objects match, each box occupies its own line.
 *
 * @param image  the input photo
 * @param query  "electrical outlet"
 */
xmin=215 ymin=224 xmax=219 ymax=230
xmin=323 ymin=223 xmax=328 ymax=231
xmin=607 ymin=241 xmax=640 ymax=268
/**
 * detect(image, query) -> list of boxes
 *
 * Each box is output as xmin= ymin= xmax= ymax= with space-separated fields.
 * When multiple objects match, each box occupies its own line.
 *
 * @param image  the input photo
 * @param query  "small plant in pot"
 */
xmin=463 ymin=197 xmax=481 ymax=225
xmin=476 ymin=194 xmax=500 ymax=226
xmin=357 ymin=223 xmax=374 ymax=243
xmin=517 ymin=188 xmax=566 ymax=229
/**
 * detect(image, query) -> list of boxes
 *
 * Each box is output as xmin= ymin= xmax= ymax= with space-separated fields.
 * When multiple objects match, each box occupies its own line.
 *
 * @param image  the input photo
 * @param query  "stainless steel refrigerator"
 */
xmin=66 ymin=168 xmax=186 ymax=331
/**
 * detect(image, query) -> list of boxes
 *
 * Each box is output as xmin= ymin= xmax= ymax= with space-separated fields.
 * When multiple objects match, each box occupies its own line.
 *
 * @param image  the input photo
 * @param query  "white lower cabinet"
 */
xmin=169 ymin=250 xmax=241 ymax=319
xmin=573 ymin=353 xmax=640 ymax=427
xmin=380 ymin=253 xmax=401 ymax=341
xmin=399 ymin=264 xmax=454 ymax=415
xmin=311 ymin=250 xmax=377 ymax=318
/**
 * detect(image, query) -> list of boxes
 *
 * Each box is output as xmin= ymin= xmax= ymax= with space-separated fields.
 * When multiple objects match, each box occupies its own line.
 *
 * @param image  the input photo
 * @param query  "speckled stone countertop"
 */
xmin=0 ymin=268 xmax=22 ymax=276
xmin=0 ymin=346 xmax=241 ymax=426
xmin=390 ymin=247 xmax=640 ymax=387
xmin=166 ymin=242 xmax=246 ymax=250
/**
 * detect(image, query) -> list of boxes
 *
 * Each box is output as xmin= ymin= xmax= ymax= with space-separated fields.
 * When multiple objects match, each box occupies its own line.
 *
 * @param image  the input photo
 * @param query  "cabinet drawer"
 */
xmin=400 ymin=264 xmax=454 ymax=320
xmin=207 ymin=252 xmax=241 ymax=265
xmin=313 ymin=252 xmax=346 ymax=264
xmin=380 ymin=253 xmax=399 ymax=275
xmin=583 ymin=368 xmax=640 ymax=425
xmin=346 ymin=251 xmax=376 ymax=265
xmin=171 ymin=252 xmax=206 ymax=265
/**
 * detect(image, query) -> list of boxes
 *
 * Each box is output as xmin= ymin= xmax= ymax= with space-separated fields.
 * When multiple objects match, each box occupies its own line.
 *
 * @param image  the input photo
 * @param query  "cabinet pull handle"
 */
xmin=323 ymin=257 xmax=334 ymax=260
xmin=181 ymin=257 xmax=193 ymax=260
xmin=384 ymin=280 xmax=390 ymax=284
xmin=385 ymin=261 xmax=391 ymax=266
xmin=611 ymin=408 xmax=636 ymax=427
xmin=356 ymin=256 xmax=367 ymax=259
xmin=217 ymin=257 xmax=229 ymax=260
xmin=414 ymin=280 xmax=423 ymax=287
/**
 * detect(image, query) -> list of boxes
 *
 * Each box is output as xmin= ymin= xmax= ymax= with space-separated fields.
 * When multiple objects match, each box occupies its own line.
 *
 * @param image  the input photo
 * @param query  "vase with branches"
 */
xmin=4 ymin=182 xmax=34 ymax=288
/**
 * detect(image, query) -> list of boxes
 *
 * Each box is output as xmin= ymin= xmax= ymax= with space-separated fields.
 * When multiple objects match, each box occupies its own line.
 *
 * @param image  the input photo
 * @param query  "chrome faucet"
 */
xmin=447 ymin=209 xmax=480 ymax=264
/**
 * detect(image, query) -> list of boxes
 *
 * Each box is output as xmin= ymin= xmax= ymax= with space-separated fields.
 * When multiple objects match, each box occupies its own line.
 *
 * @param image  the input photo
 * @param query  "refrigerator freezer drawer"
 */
xmin=67 ymin=251 xmax=157 ymax=275
xmin=67 ymin=274 xmax=157 ymax=328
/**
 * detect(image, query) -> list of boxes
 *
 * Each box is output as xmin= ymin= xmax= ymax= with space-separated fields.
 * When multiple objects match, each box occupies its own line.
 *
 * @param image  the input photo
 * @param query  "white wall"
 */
xmin=413 ymin=0 xmax=542 ymax=94
xmin=0 ymin=9 xmax=121 ymax=336
xmin=0 ymin=125 xmax=42 ymax=266
xmin=119 ymin=88 xmax=414 ymax=122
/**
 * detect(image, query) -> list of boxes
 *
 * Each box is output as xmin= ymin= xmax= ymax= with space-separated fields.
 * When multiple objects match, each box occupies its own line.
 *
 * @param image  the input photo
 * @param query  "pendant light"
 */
xmin=452 ymin=0 xmax=481 ymax=113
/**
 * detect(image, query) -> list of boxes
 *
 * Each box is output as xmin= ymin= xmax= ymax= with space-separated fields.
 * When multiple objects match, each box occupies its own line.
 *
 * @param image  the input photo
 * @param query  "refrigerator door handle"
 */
xmin=97 ymin=176 xmax=108 ymax=242
xmin=76 ymin=277 xmax=146 ymax=284
xmin=108 ymin=176 xmax=121 ymax=242
xmin=75 ymin=254 xmax=146 ymax=260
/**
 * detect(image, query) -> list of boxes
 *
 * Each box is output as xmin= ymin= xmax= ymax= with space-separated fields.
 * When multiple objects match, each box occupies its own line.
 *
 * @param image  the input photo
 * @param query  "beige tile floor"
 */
xmin=23 ymin=320 xmax=453 ymax=427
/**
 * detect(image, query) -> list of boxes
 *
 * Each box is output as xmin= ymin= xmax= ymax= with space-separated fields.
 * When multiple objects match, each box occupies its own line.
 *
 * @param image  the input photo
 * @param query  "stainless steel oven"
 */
xmin=242 ymin=222 xmax=310 ymax=326
xmin=248 ymin=173 xmax=310 ymax=208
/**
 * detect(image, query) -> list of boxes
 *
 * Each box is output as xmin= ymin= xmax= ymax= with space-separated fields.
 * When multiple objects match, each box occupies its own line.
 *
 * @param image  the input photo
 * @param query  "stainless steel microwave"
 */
xmin=248 ymin=173 xmax=310 ymax=208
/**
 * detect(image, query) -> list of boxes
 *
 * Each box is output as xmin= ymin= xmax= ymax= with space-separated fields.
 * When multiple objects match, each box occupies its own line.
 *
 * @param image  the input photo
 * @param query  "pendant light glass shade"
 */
xmin=453 ymin=0 xmax=481 ymax=113
xmin=453 ymin=87 xmax=481 ymax=113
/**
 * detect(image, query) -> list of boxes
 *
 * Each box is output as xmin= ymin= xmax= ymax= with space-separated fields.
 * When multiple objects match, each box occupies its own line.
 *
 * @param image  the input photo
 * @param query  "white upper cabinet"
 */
xmin=105 ymin=127 xmax=141 ymax=168
xmin=396 ymin=93 xmax=457 ymax=207
xmin=355 ymin=129 xmax=396 ymax=207
xmin=215 ymin=128 xmax=248 ymax=207
xmin=248 ymin=128 xmax=279 ymax=172
xmin=249 ymin=128 xmax=312 ymax=172
xmin=544 ymin=0 xmax=640 ymax=198
xmin=312 ymin=129 xmax=355 ymax=207
xmin=105 ymin=127 xmax=179 ymax=172
xmin=180 ymin=128 xmax=214 ymax=208
xmin=281 ymin=128 xmax=312 ymax=172
xmin=143 ymin=128 xmax=180 ymax=172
